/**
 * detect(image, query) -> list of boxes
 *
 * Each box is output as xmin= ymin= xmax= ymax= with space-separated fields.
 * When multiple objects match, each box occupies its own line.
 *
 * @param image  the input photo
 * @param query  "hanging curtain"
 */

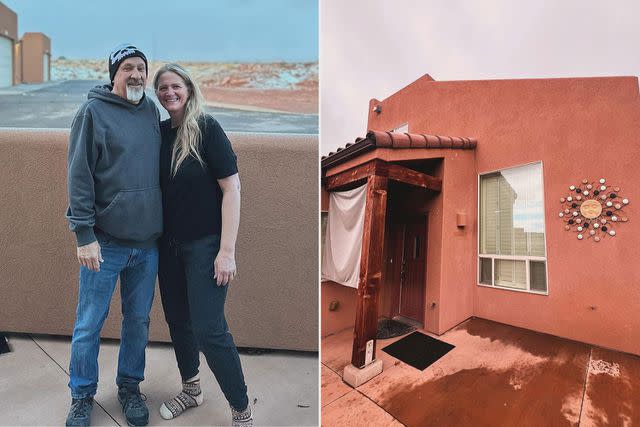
xmin=321 ymin=183 xmax=368 ymax=288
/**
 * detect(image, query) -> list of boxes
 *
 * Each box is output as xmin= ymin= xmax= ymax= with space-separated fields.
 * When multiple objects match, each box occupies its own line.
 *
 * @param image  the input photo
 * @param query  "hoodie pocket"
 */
xmin=96 ymin=186 xmax=163 ymax=241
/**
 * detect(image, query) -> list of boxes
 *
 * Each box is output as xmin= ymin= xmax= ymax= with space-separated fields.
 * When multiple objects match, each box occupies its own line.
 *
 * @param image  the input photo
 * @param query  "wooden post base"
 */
xmin=343 ymin=359 xmax=383 ymax=388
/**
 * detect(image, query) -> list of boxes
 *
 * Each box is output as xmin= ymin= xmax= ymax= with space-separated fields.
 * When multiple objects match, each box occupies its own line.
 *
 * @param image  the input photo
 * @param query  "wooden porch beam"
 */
xmin=324 ymin=159 xmax=386 ymax=191
xmin=325 ymin=159 xmax=441 ymax=192
xmin=387 ymin=163 xmax=442 ymax=191
xmin=351 ymin=175 xmax=388 ymax=368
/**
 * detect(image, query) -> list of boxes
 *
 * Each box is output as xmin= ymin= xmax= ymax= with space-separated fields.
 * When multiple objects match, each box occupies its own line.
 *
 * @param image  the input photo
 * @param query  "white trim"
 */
xmin=478 ymin=282 xmax=548 ymax=296
xmin=478 ymin=160 xmax=546 ymax=176
xmin=391 ymin=122 xmax=409 ymax=133
xmin=479 ymin=254 xmax=546 ymax=261
xmin=477 ymin=173 xmax=481 ymax=283
xmin=491 ymin=257 xmax=494 ymax=286
xmin=477 ymin=161 xmax=549 ymax=295
xmin=539 ymin=160 xmax=550 ymax=293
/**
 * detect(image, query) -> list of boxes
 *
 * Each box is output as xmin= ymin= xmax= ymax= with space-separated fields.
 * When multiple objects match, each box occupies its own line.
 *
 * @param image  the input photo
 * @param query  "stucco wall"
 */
xmin=321 ymin=281 xmax=357 ymax=337
xmin=365 ymin=75 xmax=640 ymax=355
xmin=0 ymin=129 xmax=318 ymax=352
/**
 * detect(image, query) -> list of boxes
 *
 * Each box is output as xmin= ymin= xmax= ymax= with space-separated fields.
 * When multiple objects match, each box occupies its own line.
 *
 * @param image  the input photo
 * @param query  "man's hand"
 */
xmin=214 ymin=250 xmax=236 ymax=286
xmin=77 ymin=241 xmax=103 ymax=272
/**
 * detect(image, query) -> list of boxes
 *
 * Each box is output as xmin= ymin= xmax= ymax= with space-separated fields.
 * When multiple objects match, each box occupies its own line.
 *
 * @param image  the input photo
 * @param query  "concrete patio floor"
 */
xmin=1 ymin=333 xmax=318 ymax=426
xmin=322 ymin=318 xmax=640 ymax=427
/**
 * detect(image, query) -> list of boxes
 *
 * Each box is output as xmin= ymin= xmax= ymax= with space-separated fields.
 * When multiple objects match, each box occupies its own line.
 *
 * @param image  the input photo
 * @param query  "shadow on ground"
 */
xmin=322 ymin=317 xmax=640 ymax=427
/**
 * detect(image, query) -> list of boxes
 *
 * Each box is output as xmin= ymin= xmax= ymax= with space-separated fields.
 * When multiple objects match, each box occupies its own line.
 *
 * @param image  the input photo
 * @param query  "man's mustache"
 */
xmin=127 ymin=79 xmax=144 ymax=86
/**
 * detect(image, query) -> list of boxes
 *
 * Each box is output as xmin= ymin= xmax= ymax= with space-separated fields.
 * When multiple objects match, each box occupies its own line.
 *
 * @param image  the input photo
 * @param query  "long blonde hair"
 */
xmin=153 ymin=63 xmax=206 ymax=177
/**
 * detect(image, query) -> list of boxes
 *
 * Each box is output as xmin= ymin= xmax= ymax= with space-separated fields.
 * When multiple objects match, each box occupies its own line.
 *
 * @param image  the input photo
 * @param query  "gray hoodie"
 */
xmin=66 ymin=85 xmax=162 ymax=248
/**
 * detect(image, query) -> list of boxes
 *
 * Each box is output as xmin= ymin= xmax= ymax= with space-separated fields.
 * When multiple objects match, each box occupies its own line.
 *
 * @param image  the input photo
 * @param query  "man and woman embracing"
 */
xmin=65 ymin=44 xmax=252 ymax=427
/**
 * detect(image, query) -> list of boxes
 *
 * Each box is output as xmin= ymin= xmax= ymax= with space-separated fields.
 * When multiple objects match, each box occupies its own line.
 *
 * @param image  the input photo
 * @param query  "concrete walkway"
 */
xmin=322 ymin=318 xmax=640 ymax=427
xmin=1 ymin=334 xmax=318 ymax=426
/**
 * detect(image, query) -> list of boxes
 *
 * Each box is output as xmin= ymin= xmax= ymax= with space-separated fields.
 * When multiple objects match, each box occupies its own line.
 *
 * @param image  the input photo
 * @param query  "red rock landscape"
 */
xmin=52 ymin=59 xmax=318 ymax=114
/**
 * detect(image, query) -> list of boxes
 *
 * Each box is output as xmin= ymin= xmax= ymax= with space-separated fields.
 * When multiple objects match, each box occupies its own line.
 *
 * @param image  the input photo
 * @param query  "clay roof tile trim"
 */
xmin=391 ymin=131 xmax=411 ymax=148
xmin=409 ymin=133 xmax=427 ymax=148
xmin=322 ymin=130 xmax=477 ymax=168
xmin=372 ymin=131 xmax=393 ymax=147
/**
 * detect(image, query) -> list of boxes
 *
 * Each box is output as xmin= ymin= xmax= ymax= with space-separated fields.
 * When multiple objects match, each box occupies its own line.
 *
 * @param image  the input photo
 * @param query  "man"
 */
xmin=65 ymin=44 xmax=162 ymax=427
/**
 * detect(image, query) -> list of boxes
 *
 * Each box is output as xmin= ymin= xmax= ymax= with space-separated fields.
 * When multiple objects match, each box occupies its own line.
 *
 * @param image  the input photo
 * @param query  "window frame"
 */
xmin=320 ymin=210 xmax=328 ymax=267
xmin=391 ymin=122 xmax=409 ymax=133
xmin=476 ymin=161 xmax=549 ymax=295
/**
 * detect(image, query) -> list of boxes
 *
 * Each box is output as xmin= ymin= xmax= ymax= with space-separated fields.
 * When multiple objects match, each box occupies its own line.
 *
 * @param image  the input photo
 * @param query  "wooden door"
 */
xmin=399 ymin=216 xmax=426 ymax=321
xmin=383 ymin=220 xmax=404 ymax=319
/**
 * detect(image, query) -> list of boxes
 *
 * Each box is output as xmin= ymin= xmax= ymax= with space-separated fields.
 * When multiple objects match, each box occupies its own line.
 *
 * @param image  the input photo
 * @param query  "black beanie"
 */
xmin=108 ymin=44 xmax=148 ymax=83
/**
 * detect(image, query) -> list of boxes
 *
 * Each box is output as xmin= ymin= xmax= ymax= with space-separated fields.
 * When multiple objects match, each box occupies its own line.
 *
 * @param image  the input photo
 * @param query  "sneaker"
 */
xmin=66 ymin=397 xmax=93 ymax=427
xmin=117 ymin=386 xmax=149 ymax=426
xmin=231 ymin=404 xmax=253 ymax=427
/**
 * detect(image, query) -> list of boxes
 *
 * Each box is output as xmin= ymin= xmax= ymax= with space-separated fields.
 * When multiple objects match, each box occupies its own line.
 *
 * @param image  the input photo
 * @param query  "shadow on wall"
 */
xmin=0 ymin=129 xmax=318 ymax=352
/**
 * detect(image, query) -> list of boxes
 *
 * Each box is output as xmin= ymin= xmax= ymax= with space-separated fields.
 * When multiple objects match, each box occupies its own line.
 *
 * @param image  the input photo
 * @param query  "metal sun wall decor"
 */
xmin=559 ymin=178 xmax=630 ymax=242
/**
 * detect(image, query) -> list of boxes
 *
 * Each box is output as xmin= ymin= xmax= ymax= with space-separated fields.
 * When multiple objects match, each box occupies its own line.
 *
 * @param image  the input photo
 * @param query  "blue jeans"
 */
xmin=158 ymin=234 xmax=249 ymax=411
xmin=68 ymin=232 xmax=158 ymax=399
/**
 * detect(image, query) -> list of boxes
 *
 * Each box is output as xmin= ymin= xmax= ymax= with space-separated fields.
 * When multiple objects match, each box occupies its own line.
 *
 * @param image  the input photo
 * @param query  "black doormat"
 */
xmin=377 ymin=318 xmax=416 ymax=339
xmin=381 ymin=331 xmax=454 ymax=370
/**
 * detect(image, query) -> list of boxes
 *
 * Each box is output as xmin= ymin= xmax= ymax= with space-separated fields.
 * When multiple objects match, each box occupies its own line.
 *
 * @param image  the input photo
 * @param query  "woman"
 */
xmin=153 ymin=63 xmax=252 ymax=427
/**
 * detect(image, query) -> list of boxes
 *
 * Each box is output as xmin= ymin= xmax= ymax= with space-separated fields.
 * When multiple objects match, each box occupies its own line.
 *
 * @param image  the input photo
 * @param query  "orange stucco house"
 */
xmin=321 ymin=74 xmax=640 ymax=382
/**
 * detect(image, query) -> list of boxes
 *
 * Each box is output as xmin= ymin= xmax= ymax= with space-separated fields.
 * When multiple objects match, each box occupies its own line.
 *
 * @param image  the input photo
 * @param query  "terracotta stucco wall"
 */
xmin=365 ymin=75 xmax=640 ymax=355
xmin=21 ymin=32 xmax=51 ymax=83
xmin=0 ymin=129 xmax=318 ymax=352
xmin=321 ymin=281 xmax=357 ymax=337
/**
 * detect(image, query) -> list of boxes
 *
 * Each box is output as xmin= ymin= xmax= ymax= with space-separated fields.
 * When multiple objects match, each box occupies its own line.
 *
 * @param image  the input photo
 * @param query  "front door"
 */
xmin=399 ymin=216 xmax=426 ymax=321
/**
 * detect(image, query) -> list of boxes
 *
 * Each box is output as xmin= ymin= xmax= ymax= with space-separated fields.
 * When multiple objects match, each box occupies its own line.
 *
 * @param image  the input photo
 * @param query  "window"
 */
xmin=391 ymin=123 xmax=408 ymax=133
xmin=478 ymin=162 xmax=547 ymax=293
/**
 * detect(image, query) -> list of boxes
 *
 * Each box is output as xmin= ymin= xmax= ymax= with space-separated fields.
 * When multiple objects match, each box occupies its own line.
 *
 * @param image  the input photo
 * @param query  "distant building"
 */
xmin=0 ymin=2 xmax=18 ymax=87
xmin=21 ymin=32 xmax=51 ymax=83
xmin=0 ymin=2 xmax=52 ymax=86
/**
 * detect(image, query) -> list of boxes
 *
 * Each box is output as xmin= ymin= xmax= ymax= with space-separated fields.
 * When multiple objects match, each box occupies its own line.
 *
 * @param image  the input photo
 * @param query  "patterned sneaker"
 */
xmin=231 ymin=404 xmax=253 ymax=427
xmin=159 ymin=379 xmax=203 ymax=420
xmin=65 ymin=396 xmax=93 ymax=427
xmin=117 ymin=386 xmax=148 ymax=426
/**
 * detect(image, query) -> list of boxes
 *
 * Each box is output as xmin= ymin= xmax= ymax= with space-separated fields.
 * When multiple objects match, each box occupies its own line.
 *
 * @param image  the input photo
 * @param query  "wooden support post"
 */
xmin=351 ymin=175 xmax=388 ymax=368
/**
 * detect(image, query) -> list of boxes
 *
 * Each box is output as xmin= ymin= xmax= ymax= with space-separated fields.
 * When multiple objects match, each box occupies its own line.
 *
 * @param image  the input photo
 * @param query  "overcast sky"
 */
xmin=3 ymin=0 xmax=318 ymax=62
xmin=321 ymin=0 xmax=640 ymax=155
